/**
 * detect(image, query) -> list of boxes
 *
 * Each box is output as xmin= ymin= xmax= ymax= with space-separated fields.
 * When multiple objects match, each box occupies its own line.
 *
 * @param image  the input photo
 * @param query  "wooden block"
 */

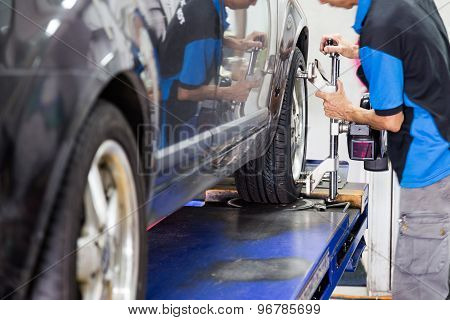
xmin=309 ymin=183 xmax=368 ymax=209
xmin=205 ymin=187 xmax=239 ymax=202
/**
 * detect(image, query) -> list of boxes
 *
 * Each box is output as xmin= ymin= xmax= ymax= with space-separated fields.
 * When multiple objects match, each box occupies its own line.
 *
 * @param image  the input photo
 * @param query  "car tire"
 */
xmin=30 ymin=101 xmax=147 ymax=299
xmin=235 ymin=48 xmax=308 ymax=204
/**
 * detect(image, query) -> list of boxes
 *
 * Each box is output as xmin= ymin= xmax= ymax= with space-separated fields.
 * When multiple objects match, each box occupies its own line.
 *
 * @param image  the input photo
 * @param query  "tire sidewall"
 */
xmin=280 ymin=48 xmax=308 ymax=198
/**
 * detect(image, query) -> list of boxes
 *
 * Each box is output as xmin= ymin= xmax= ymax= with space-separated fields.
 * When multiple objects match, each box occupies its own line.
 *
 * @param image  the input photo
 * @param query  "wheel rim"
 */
xmin=291 ymin=74 xmax=307 ymax=181
xmin=76 ymin=140 xmax=140 ymax=299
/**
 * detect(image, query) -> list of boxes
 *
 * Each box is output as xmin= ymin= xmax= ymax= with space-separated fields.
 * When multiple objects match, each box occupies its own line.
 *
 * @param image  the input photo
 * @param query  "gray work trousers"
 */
xmin=392 ymin=175 xmax=450 ymax=299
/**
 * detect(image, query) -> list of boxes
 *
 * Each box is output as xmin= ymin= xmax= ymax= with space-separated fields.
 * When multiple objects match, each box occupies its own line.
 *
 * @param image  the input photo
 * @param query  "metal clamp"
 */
xmin=296 ymin=59 xmax=336 ymax=93
xmin=296 ymin=39 xmax=345 ymax=201
xmin=300 ymin=157 xmax=339 ymax=196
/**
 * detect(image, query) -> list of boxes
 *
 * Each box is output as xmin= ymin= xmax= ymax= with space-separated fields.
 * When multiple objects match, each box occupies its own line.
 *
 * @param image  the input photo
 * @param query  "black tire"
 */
xmin=30 ymin=101 xmax=147 ymax=299
xmin=235 ymin=48 xmax=308 ymax=204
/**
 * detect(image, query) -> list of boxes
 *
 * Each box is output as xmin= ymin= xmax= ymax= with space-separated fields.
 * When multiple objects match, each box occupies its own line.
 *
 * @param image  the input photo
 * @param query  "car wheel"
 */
xmin=30 ymin=101 xmax=147 ymax=299
xmin=235 ymin=47 xmax=307 ymax=204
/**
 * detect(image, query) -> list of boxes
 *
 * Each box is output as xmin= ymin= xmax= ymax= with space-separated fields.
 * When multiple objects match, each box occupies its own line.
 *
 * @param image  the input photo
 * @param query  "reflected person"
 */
xmin=158 ymin=0 xmax=263 ymax=146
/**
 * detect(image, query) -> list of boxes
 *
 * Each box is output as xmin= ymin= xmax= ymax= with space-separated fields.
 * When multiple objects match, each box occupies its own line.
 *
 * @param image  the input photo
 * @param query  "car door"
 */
xmin=209 ymin=0 xmax=277 ymax=156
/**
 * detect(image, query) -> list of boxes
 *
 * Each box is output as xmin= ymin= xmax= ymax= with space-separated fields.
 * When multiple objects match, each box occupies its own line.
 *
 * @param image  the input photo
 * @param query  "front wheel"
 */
xmin=235 ymin=48 xmax=308 ymax=204
xmin=31 ymin=101 xmax=147 ymax=299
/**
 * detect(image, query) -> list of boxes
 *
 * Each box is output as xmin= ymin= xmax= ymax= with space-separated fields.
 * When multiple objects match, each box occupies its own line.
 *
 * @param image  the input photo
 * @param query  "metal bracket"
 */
xmin=299 ymin=157 xmax=339 ymax=197
xmin=295 ymin=41 xmax=345 ymax=201
xmin=296 ymin=59 xmax=336 ymax=93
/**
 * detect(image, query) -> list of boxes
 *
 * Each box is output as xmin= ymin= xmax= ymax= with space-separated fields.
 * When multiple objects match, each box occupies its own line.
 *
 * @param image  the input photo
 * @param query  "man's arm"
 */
xmin=224 ymin=32 xmax=266 ymax=51
xmin=316 ymin=33 xmax=406 ymax=134
xmin=178 ymin=80 xmax=260 ymax=102
xmin=348 ymin=107 xmax=404 ymax=132
xmin=320 ymin=34 xmax=359 ymax=59
xmin=316 ymin=81 xmax=404 ymax=133
xmin=177 ymin=85 xmax=218 ymax=101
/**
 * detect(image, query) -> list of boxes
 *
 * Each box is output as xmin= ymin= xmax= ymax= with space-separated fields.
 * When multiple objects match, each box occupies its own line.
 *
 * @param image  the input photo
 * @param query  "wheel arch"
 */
xmin=99 ymin=71 xmax=155 ymax=151
xmin=98 ymin=71 xmax=157 ymax=193
xmin=296 ymin=26 xmax=309 ymax=63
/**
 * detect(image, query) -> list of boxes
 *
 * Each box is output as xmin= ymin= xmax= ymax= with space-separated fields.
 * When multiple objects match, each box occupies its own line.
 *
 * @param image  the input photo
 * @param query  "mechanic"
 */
xmin=315 ymin=0 xmax=450 ymax=299
xmin=158 ymin=0 xmax=262 ymax=146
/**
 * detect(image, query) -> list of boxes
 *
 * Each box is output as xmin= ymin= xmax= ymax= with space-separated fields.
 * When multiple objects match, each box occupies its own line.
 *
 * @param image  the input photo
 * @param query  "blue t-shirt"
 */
xmin=354 ymin=0 xmax=450 ymax=188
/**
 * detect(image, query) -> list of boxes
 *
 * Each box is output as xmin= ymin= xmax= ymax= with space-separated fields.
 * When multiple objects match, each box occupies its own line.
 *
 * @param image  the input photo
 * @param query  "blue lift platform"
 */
xmin=146 ymin=182 xmax=368 ymax=300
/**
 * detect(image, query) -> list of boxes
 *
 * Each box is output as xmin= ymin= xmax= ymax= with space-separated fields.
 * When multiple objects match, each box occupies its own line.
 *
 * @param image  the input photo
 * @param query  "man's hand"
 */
xmin=240 ymin=31 xmax=267 ymax=51
xmin=315 ymin=81 xmax=405 ymax=132
xmin=320 ymin=34 xmax=359 ymax=59
xmin=315 ymin=81 xmax=354 ymax=121
xmin=222 ymin=79 xmax=260 ymax=102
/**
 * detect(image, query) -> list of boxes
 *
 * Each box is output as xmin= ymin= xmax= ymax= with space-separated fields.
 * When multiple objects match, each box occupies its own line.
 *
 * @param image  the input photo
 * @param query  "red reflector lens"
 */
xmin=352 ymin=140 xmax=374 ymax=160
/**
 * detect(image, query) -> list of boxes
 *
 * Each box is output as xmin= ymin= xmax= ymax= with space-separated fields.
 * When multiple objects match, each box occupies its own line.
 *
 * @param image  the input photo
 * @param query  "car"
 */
xmin=0 ymin=0 xmax=309 ymax=299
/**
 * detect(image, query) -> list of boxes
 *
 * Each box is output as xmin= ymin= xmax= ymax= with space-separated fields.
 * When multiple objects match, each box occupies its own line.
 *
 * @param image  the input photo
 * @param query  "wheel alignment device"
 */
xmin=296 ymin=39 xmax=347 ymax=201
xmin=296 ymin=40 xmax=389 ymax=201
